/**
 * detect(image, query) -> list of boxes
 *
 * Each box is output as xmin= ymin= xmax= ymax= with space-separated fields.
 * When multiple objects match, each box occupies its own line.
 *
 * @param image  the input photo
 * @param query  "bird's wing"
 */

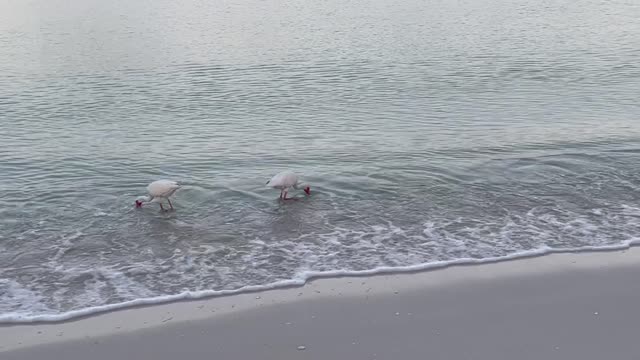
xmin=148 ymin=180 xmax=181 ymax=197
xmin=268 ymin=172 xmax=298 ymax=188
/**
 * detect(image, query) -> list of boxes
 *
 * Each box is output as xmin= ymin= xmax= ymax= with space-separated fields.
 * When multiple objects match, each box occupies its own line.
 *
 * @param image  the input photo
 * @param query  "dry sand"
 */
xmin=2 ymin=248 xmax=640 ymax=359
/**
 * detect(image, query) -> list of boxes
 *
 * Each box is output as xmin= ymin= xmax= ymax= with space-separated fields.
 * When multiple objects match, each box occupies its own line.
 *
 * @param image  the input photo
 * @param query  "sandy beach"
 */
xmin=2 ymin=248 xmax=640 ymax=359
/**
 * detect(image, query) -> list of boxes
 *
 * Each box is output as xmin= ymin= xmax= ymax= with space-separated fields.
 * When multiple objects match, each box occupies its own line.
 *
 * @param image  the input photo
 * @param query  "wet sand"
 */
xmin=2 ymin=248 xmax=640 ymax=359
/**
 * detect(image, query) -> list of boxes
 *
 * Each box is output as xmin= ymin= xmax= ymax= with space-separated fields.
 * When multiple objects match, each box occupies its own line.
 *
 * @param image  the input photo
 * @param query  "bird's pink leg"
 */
xmin=279 ymin=189 xmax=283 ymax=199
xmin=167 ymin=199 xmax=174 ymax=210
xmin=159 ymin=203 xmax=165 ymax=211
xmin=283 ymin=190 xmax=290 ymax=200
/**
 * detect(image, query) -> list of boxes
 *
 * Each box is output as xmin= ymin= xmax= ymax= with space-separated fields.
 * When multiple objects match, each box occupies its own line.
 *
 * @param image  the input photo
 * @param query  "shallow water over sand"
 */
xmin=1 ymin=0 xmax=639 ymax=321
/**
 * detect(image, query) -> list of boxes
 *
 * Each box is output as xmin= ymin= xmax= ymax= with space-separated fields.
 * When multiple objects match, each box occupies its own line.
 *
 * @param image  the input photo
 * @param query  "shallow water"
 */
xmin=1 ymin=0 xmax=639 ymax=321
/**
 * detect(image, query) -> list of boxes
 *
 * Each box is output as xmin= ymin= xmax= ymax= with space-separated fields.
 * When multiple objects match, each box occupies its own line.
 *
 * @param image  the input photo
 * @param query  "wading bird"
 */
xmin=135 ymin=180 xmax=181 ymax=211
xmin=266 ymin=171 xmax=311 ymax=200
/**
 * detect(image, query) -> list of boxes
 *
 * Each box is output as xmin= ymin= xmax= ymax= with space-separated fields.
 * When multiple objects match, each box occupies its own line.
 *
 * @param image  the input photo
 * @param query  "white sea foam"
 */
xmin=1 ymin=240 xmax=639 ymax=324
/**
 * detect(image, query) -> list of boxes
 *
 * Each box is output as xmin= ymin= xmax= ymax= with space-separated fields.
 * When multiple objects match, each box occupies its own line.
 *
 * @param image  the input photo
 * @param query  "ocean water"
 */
xmin=1 ymin=0 xmax=639 ymax=322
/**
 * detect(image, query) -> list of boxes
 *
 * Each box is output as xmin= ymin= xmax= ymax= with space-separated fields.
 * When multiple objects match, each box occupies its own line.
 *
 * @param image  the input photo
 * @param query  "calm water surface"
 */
xmin=1 ymin=0 xmax=639 ymax=321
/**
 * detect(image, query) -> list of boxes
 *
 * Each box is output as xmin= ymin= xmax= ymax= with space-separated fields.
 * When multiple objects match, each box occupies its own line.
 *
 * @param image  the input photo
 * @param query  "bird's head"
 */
xmin=135 ymin=196 xmax=150 ymax=208
xmin=304 ymin=186 xmax=311 ymax=195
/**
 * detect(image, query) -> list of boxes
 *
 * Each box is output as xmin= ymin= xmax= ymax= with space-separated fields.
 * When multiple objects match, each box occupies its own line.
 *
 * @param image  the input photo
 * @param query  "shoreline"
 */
xmin=2 ymin=246 xmax=640 ymax=357
xmin=2 ymin=241 xmax=639 ymax=325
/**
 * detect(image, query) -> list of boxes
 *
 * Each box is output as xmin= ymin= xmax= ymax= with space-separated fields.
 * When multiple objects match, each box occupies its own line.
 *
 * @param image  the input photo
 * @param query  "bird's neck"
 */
xmin=137 ymin=195 xmax=152 ymax=203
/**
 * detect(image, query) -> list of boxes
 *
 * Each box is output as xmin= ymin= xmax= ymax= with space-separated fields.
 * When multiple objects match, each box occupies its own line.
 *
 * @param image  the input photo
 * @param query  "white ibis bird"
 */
xmin=266 ymin=171 xmax=311 ymax=200
xmin=135 ymin=180 xmax=181 ymax=211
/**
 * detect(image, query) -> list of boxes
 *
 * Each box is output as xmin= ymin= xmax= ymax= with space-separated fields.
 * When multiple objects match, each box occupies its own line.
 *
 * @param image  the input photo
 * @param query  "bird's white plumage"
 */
xmin=267 ymin=171 xmax=300 ymax=190
xmin=267 ymin=171 xmax=310 ymax=200
xmin=147 ymin=179 xmax=181 ymax=198
xmin=136 ymin=179 xmax=181 ymax=210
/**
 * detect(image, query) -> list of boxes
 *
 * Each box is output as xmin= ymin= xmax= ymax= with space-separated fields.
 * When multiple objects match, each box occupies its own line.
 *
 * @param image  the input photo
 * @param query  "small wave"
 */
xmin=2 ymin=240 xmax=639 ymax=324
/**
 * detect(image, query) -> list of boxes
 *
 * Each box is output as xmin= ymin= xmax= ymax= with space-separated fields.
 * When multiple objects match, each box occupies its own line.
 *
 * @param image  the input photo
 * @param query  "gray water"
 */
xmin=1 ymin=0 xmax=639 ymax=321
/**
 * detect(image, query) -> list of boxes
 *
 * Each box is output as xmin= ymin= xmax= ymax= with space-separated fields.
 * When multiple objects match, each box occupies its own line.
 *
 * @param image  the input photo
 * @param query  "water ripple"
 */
xmin=1 ymin=0 xmax=640 ymax=320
